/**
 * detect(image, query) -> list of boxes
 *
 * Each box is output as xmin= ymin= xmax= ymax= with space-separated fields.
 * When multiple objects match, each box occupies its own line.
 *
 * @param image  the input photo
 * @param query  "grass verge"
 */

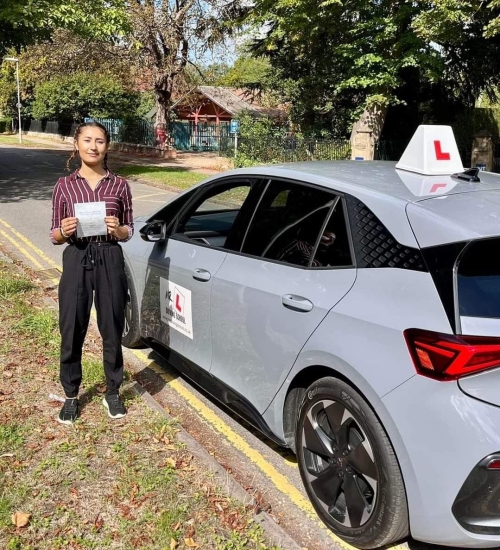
xmin=0 ymin=259 xmax=281 ymax=550
xmin=117 ymin=166 xmax=207 ymax=191
xmin=0 ymin=135 xmax=59 ymax=148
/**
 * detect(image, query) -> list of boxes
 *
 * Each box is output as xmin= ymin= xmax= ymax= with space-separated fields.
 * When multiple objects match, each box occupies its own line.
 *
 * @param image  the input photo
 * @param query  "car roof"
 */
xmin=230 ymin=161 xmax=500 ymax=204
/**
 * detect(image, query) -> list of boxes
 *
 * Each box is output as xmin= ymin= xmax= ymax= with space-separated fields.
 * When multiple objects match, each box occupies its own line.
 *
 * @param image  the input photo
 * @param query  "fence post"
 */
xmin=234 ymin=133 xmax=238 ymax=156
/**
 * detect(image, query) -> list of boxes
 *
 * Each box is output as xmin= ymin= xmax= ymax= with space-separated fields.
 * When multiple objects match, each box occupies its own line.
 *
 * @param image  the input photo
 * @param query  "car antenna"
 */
xmin=452 ymin=167 xmax=481 ymax=182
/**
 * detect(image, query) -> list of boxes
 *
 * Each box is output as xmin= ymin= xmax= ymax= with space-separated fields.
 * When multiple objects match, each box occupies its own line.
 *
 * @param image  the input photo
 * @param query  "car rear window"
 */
xmin=457 ymin=238 xmax=500 ymax=318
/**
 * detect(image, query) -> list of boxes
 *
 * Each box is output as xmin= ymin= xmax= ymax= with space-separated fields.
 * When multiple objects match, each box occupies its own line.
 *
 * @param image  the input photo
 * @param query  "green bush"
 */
xmin=32 ymin=72 xmax=140 ymax=122
xmin=0 ymin=117 xmax=12 ymax=133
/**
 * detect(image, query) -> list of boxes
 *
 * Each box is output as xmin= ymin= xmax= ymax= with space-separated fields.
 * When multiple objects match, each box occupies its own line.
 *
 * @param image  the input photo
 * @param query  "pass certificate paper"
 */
xmin=74 ymin=201 xmax=107 ymax=238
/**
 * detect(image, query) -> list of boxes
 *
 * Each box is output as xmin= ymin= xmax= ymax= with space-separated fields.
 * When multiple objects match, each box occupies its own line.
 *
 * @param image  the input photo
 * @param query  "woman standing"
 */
xmin=50 ymin=121 xmax=134 ymax=424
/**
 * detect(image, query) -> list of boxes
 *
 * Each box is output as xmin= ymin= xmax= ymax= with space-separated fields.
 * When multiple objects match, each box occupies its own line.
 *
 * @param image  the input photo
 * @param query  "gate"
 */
xmin=170 ymin=121 xmax=231 ymax=151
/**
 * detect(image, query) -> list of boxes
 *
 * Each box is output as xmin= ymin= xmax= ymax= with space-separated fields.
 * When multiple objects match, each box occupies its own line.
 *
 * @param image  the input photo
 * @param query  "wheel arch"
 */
xmin=283 ymin=364 xmax=373 ymax=452
xmin=280 ymin=359 xmax=420 ymax=536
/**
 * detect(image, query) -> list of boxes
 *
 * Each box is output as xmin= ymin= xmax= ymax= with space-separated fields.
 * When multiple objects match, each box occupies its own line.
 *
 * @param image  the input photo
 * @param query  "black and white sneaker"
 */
xmin=58 ymin=398 xmax=79 ymax=425
xmin=102 ymin=394 xmax=127 ymax=419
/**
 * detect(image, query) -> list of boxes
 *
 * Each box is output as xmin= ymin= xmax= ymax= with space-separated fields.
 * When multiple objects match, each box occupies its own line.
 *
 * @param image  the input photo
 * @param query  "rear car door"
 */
xmin=141 ymin=178 xmax=254 ymax=372
xmin=209 ymin=178 xmax=357 ymax=413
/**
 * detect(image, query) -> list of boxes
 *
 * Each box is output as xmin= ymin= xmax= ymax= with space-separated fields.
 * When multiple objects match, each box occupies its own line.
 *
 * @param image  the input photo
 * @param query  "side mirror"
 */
xmin=140 ymin=220 xmax=167 ymax=242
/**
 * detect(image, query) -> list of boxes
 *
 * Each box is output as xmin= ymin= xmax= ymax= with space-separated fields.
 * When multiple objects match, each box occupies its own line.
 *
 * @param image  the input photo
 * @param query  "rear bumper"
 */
xmin=382 ymin=375 xmax=500 ymax=547
xmin=452 ymin=453 xmax=500 ymax=536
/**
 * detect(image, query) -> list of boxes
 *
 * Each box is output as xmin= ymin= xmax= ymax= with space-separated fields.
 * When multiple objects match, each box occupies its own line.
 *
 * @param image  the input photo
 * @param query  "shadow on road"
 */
xmin=0 ymin=147 xmax=68 ymax=204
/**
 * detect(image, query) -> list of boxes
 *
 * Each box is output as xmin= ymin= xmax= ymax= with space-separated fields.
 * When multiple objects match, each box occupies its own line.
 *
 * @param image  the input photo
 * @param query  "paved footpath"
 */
xmin=0 ymin=142 xmax=442 ymax=550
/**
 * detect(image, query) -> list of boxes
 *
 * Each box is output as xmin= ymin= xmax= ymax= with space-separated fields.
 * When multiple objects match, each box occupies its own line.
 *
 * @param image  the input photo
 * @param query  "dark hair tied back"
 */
xmin=66 ymin=121 xmax=111 ymax=172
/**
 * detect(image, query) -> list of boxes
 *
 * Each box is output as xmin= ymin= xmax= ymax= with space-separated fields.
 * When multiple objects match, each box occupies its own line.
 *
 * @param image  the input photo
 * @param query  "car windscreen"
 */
xmin=457 ymin=238 xmax=500 ymax=319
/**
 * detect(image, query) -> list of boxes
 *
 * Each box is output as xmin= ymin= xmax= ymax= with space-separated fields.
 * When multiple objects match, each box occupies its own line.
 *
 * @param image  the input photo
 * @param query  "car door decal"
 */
xmin=160 ymin=278 xmax=194 ymax=339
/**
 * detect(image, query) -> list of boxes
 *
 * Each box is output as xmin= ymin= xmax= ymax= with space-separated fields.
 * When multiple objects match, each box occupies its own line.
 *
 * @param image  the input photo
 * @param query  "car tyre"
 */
xmin=122 ymin=262 xmax=146 ymax=349
xmin=295 ymin=376 xmax=408 ymax=549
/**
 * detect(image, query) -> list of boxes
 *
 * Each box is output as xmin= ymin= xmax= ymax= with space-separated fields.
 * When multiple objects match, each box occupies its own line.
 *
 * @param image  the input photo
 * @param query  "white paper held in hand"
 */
xmin=74 ymin=201 xmax=107 ymax=238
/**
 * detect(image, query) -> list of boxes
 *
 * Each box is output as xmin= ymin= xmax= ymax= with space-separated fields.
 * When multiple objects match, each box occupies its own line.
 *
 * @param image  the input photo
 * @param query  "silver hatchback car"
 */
xmin=122 ymin=126 xmax=500 ymax=548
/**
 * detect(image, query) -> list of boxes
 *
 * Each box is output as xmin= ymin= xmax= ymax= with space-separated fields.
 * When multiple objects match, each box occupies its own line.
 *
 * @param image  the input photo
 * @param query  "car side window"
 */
xmin=147 ymin=188 xmax=198 ymax=226
xmin=312 ymin=199 xmax=353 ymax=268
xmin=241 ymin=180 xmax=351 ymax=268
xmin=173 ymin=181 xmax=251 ymax=249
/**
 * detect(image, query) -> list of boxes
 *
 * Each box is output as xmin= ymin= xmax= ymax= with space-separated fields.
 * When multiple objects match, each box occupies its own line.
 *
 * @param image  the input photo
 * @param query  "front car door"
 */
xmin=141 ymin=178 xmax=255 ymax=372
xmin=209 ymin=178 xmax=357 ymax=413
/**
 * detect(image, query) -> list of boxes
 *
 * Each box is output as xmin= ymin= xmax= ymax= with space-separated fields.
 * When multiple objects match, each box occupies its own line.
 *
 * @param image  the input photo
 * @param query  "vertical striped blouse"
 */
xmin=50 ymin=171 xmax=134 ymax=244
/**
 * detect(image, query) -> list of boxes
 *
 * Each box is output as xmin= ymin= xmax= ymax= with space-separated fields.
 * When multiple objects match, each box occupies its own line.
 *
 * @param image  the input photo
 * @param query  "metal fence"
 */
xmin=19 ymin=118 xmax=79 ymax=137
xmin=225 ymin=136 xmax=352 ymax=164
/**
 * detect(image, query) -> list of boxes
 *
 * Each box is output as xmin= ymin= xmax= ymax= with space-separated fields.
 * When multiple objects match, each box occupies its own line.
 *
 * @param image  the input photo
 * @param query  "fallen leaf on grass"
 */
xmin=185 ymin=524 xmax=195 ymax=538
xmin=0 ymin=453 xmax=14 ymax=458
xmin=117 ymin=504 xmax=132 ymax=519
xmin=165 ymin=457 xmax=177 ymax=468
xmin=170 ymin=539 xmax=178 ymax=550
xmin=129 ymin=484 xmax=139 ymax=503
xmin=94 ymin=514 xmax=104 ymax=531
xmin=3 ymin=371 xmax=13 ymax=379
xmin=184 ymin=538 xmax=200 ymax=548
xmin=172 ymin=521 xmax=181 ymax=531
xmin=11 ymin=512 xmax=30 ymax=528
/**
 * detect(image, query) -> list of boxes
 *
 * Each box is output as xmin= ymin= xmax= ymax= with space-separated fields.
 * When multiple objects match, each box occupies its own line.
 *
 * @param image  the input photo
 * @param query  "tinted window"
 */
xmin=457 ymin=238 xmax=500 ymax=318
xmin=312 ymin=200 xmax=352 ymax=267
xmin=174 ymin=182 xmax=251 ymax=249
xmin=241 ymin=180 xmax=351 ymax=268
xmin=149 ymin=188 xmax=198 ymax=225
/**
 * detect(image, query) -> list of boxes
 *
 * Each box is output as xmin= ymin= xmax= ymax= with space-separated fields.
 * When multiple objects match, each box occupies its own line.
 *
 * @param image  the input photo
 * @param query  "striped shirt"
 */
xmin=50 ymin=171 xmax=134 ymax=244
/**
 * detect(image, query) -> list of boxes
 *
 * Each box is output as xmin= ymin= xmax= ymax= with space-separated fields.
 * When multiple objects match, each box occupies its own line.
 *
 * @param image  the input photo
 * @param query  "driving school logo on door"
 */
xmin=160 ymin=278 xmax=193 ymax=339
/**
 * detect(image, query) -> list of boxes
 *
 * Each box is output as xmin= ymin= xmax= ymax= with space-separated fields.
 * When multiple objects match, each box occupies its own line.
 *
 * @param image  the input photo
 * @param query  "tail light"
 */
xmin=404 ymin=329 xmax=500 ymax=381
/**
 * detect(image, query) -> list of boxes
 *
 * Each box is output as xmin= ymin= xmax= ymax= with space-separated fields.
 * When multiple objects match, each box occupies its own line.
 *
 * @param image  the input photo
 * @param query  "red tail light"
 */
xmin=404 ymin=329 xmax=500 ymax=381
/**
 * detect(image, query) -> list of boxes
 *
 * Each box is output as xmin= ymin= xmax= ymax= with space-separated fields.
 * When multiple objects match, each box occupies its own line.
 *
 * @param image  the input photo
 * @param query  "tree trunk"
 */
xmin=350 ymin=102 xmax=387 ymax=160
xmin=154 ymin=91 xmax=168 ymax=126
xmin=154 ymin=77 xmax=173 ymax=148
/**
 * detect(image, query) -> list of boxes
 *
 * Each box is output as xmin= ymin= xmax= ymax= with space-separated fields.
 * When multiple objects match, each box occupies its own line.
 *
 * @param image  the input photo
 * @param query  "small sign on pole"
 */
xmin=230 ymin=120 xmax=240 ymax=135
xmin=230 ymin=120 xmax=240 ymax=156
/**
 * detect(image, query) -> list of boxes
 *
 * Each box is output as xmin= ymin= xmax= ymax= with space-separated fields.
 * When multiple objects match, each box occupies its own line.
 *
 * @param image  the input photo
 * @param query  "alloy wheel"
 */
xmin=301 ymin=399 xmax=378 ymax=528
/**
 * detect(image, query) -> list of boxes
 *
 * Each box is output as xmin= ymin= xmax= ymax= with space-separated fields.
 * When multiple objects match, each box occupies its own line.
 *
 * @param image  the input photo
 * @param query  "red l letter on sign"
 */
xmin=430 ymin=183 xmax=447 ymax=193
xmin=175 ymin=294 xmax=182 ymax=312
xmin=434 ymin=140 xmax=450 ymax=161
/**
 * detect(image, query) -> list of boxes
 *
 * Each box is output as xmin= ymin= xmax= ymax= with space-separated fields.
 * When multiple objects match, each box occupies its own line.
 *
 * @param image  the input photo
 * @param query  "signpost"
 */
xmin=230 ymin=119 xmax=240 ymax=156
xmin=4 ymin=58 xmax=21 ymax=144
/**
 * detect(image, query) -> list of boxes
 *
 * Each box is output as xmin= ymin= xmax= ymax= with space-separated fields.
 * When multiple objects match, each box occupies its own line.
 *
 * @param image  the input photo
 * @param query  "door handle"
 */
xmin=282 ymin=294 xmax=313 ymax=313
xmin=192 ymin=268 xmax=211 ymax=282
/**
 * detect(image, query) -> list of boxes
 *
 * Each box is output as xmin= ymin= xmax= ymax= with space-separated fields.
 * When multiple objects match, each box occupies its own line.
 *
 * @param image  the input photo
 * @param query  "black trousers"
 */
xmin=58 ymin=242 xmax=127 ymax=398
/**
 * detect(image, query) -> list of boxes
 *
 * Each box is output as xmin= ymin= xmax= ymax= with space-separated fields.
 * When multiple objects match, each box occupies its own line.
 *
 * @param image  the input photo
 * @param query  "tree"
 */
xmin=128 ymin=0 xmax=247 ymax=127
xmin=0 ymin=0 xmax=129 ymax=57
xmin=243 ymin=0 xmax=500 ymax=139
xmin=216 ymin=55 xmax=271 ymax=91
xmin=31 ymin=72 xmax=139 ymax=121
xmin=0 ymin=29 xmax=141 ymax=123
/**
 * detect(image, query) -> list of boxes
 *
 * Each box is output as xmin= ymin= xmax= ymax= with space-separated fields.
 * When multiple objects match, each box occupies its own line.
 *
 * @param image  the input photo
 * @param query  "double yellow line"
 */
xmin=0 ymin=216 xmax=407 ymax=550
xmin=0 ymin=219 xmax=60 ymax=285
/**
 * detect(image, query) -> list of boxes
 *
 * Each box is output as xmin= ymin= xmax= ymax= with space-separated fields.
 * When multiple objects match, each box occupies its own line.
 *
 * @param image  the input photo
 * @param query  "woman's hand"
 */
xmin=105 ymin=216 xmax=128 ymax=240
xmin=61 ymin=217 xmax=78 ymax=238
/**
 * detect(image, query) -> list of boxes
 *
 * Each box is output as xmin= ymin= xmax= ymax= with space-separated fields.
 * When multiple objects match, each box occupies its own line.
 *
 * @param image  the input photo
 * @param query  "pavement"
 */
xmin=0 ymin=142 xmax=446 ymax=550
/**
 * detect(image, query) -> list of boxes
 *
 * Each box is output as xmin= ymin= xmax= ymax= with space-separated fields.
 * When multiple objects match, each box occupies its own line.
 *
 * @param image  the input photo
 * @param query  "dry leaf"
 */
xmin=11 ymin=511 xmax=30 ymax=528
xmin=184 ymin=538 xmax=199 ymax=548
xmin=172 ymin=521 xmax=181 ymax=531
xmin=170 ymin=539 xmax=178 ymax=550
xmin=94 ymin=514 xmax=104 ymax=531
xmin=185 ymin=524 xmax=195 ymax=538
xmin=165 ymin=457 xmax=176 ymax=468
